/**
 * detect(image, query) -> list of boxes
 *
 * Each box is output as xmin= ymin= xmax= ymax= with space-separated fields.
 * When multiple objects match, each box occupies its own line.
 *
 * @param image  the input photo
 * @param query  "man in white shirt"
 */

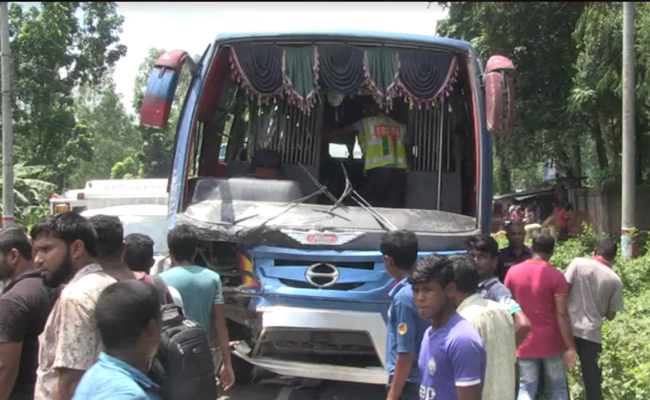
xmin=565 ymin=238 xmax=623 ymax=400
xmin=31 ymin=212 xmax=117 ymax=400
xmin=448 ymin=254 xmax=517 ymax=400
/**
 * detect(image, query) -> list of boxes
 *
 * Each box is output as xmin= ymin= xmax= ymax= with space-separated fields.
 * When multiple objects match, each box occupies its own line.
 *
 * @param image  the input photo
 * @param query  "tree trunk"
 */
xmin=595 ymin=110 xmax=611 ymax=169
xmin=497 ymin=159 xmax=512 ymax=194
xmin=569 ymin=135 xmax=583 ymax=187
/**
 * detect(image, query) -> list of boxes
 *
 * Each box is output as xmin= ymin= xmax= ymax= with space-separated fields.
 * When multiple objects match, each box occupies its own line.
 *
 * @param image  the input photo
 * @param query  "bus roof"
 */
xmin=214 ymin=29 xmax=473 ymax=52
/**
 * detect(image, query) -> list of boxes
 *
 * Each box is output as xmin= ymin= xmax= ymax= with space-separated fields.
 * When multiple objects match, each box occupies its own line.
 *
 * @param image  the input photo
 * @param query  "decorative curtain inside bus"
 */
xmin=229 ymin=43 xmax=459 ymax=112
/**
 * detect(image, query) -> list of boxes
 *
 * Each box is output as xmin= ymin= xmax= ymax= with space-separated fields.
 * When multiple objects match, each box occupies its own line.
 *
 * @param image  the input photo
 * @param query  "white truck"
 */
xmin=50 ymin=179 xmax=171 ymax=271
xmin=80 ymin=204 xmax=170 ymax=269
xmin=49 ymin=179 xmax=168 ymax=214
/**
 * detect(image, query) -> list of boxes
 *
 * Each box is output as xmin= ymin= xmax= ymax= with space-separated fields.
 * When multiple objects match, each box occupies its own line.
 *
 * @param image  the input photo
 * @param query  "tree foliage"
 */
xmin=438 ymin=2 xmax=588 ymax=193
xmin=8 ymin=2 xmax=127 ymax=189
xmin=0 ymin=163 xmax=56 ymax=223
xmin=0 ymin=2 xmax=127 ymax=224
xmin=568 ymin=3 xmax=650 ymax=188
xmin=71 ymin=73 xmax=140 ymax=187
xmin=438 ymin=2 xmax=650 ymax=193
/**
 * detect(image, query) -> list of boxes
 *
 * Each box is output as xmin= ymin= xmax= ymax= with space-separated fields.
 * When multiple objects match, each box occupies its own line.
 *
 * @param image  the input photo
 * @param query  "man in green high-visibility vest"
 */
xmin=324 ymin=98 xmax=408 ymax=208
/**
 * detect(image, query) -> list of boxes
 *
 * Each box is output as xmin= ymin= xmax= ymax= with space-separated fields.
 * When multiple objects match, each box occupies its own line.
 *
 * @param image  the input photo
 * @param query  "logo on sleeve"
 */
xmin=397 ymin=323 xmax=408 ymax=335
xmin=427 ymin=356 xmax=437 ymax=376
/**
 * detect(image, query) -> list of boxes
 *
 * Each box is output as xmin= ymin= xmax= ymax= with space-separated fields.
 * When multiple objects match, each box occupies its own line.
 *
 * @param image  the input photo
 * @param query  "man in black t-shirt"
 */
xmin=0 ymin=228 xmax=57 ymax=400
xmin=496 ymin=220 xmax=532 ymax=282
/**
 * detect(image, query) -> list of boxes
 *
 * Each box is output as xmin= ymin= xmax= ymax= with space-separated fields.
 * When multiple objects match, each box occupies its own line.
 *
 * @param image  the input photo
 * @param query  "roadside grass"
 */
xmin=493 ymin=226 xmax=650 ymax=400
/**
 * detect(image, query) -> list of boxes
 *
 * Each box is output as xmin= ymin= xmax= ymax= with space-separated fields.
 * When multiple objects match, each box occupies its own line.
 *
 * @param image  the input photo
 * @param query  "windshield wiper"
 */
xmin=331 ymin=163 xmax=398 ymax=232
xmin=297 ymin=163 xmax=351 ymax=221
xmin=298 ymin=163 xmax=347 ymax=210
xmin=327 ymin=166 xmax=353 ymax=214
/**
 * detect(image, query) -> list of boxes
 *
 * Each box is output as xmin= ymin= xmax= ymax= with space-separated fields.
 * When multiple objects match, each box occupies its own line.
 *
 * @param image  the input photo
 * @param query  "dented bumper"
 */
xmin=232 ymin=305 xmax=389 ymax=385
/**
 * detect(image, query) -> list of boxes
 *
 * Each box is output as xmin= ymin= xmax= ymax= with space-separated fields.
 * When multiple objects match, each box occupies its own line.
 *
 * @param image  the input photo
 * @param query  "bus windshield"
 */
xmin=178 ymin=39 xmax=484 ymax=234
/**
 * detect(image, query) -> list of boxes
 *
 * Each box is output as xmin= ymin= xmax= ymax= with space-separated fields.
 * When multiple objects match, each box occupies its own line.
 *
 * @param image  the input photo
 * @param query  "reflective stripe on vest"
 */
xmin=360 ymin=116 xmax=408 ymax=171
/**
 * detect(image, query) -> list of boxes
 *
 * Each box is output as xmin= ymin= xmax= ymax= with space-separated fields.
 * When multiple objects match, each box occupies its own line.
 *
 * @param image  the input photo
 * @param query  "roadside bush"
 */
xmin=502 ymin=226 xmax=650 ymax=400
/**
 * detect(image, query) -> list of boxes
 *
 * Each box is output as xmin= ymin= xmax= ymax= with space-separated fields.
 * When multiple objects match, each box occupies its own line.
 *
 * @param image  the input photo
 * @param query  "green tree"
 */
xmin=0 ymin=163 xmax=56 ymax=224
xmin=569 ymin=3 xmax=650 ymax=188
xmin=438 ymin=2 xmax=587 ymax=193
xmin=70 ymin=72 xmax=141 ymax=187
xmin=7 ymin=2 xmax=127 ymax=189
xmin=439 ymin=2 xmax=650 ymax=192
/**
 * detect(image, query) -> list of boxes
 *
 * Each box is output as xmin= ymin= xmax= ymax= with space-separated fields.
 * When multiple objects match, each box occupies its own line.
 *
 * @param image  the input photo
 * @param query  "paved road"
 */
xmin=218 ymin=381 xmax=386 ymax=400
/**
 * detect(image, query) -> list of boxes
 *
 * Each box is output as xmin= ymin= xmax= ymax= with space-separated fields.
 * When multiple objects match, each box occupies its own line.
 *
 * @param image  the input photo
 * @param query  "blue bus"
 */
xmin=140 ymin=30 xmax=515 ymax=384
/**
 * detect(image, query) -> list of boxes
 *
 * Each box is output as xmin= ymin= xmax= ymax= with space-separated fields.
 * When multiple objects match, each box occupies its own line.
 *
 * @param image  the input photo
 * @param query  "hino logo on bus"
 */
xmin=305 ymin=263 xmax=340 ymax=288
xmin=281 ymin=229 xmax=364 ymax=245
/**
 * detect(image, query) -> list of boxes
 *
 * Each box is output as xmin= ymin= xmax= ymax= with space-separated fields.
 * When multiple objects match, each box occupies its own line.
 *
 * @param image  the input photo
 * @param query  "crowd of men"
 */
xmin=0 ymin=211 xmax=233 ymax=400
xmin=0 ymin=213 xmax=624 ymax=400
xmin=381 ymin=221 xmax=623 ymax=400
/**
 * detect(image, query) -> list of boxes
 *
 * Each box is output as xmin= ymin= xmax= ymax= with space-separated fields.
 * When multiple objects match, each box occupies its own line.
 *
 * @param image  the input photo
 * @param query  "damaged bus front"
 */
xmin=140 ymin=30 xmax=515 ymax=384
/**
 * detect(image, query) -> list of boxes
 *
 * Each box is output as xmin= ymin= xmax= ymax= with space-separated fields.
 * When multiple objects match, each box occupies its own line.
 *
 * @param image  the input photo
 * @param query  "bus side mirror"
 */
xmin=484 ymin=55 xmax=516 ymax=135
xmin=140 ymin=50 xmax=199 ymax=130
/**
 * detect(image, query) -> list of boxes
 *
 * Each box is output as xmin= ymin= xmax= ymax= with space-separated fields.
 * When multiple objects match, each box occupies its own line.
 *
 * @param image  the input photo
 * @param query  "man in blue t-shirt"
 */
xmin=408 ymin=254 xmax=486 ymax=400
xmin=159 ymin=225 xmax=234 ymax=391
xmin=381 ymin=230 xmax=430 ymax=400
xmin=73 ymin=280 xmax=162 ymax=400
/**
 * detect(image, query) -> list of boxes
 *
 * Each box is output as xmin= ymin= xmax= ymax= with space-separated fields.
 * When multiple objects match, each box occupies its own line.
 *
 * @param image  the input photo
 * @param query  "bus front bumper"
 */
xmin=231 ymin=305 xmax=389 ymax=385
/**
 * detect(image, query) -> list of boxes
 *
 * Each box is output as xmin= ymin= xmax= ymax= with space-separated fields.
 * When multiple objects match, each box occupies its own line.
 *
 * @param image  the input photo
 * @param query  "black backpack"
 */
xmin=150 ymin=276 xmax=218 ymax=400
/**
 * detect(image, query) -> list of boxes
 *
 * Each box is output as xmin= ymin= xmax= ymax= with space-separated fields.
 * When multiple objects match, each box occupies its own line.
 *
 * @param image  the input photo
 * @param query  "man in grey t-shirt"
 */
xmin=565 ymin=238 xmax=623 ymax=400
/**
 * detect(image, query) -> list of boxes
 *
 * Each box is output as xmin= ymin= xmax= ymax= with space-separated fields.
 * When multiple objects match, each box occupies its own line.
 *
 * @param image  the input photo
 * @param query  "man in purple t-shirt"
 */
xmin=408 ymin=253 xmax=486 ymax=400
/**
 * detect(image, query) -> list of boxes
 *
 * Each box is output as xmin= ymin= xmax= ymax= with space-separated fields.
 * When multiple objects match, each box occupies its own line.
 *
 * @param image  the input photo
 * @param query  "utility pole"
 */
xmin=621 ymin=2 xmax=636 ymax=259
xmin=0 ymin=2 xmax=13 ymax=230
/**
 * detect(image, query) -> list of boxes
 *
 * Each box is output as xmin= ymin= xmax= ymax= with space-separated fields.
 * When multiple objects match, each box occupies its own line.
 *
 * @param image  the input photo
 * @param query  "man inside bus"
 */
xmin=324 ymin=97 xmax=408 ymax=208
xmin=250 ymin=149 xmax=283 ymax=180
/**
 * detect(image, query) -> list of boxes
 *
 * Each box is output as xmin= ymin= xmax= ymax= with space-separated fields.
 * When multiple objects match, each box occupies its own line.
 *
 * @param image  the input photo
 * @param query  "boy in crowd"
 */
xmin=72 ymin=280 xmax=162 ymax=399
xmin=448 ymin=254 xmax=516 ymax=400
xmin=565 ymin=238 xmax=623 ymax=400
xmin=380 ymin=230 xmax=429 ymax=400
xmin=32 ymin=212 xmax=117 ymax=400
xmin=468 ymin=234 xmax=531 ymax=346
xmin=123 ymin=233 xmax=157 ymax=274
xmin=0 ymin=228 xmax=56 ymax=400
xmin=409 ymin=254 xmax=486 ymax=400
xmin=123 ymin=233 xmax=184 ymax=310
xmin=159 ymin=225 xmax=234 ymax=390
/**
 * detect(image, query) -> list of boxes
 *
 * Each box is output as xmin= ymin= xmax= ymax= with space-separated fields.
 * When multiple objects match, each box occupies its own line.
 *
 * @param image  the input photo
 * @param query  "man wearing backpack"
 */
xmin=159 ymin=225 xmax=235 ymax=391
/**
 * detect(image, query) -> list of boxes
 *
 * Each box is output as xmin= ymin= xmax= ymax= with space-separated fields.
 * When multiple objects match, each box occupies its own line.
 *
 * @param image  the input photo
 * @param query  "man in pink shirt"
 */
xmin=505 ymin=233 xmax=575 ymax=400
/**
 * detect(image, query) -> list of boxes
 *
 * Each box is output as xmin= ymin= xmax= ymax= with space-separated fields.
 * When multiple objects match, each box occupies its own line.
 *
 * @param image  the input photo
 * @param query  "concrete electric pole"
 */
xmin=621 ymin=2 xmax=636 ymax=259
xmin=0 ymin=2 xmax=13 ymax=230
